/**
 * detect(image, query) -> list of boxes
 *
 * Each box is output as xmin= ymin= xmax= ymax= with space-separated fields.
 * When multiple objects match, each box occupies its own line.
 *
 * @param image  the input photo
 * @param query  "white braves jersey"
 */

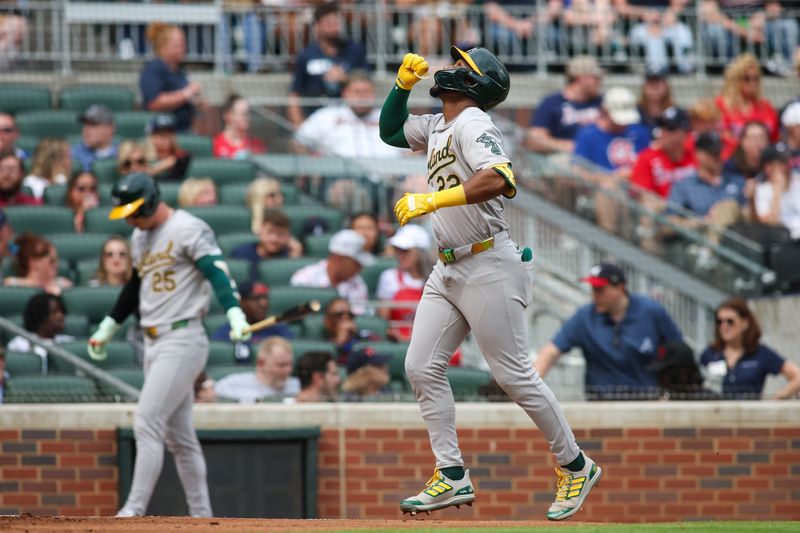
xmin=131 ymin=210 xmax=222 ymax=327
xmin=403 ymin=106 xmax=512 ymax=249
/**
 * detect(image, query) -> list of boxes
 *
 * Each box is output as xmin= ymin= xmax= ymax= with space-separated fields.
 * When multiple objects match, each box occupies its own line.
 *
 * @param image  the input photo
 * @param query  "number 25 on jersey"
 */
xmin=152 ymin=270 xmax=176 ymax=292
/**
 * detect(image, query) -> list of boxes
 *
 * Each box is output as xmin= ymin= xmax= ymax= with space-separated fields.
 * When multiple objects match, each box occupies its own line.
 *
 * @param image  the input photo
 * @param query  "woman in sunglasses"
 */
xmin=3 ymin=233 xmax=72 ymax=295
xmin=117 ymin=141 xmax=149 ymax=176
xmin=700 ymin=297 xmax=800 ymax=399
xmin=89 ymin=235 xmax=132 ymax=287
xmin=64 ymin=171 xmax=99 ymax=233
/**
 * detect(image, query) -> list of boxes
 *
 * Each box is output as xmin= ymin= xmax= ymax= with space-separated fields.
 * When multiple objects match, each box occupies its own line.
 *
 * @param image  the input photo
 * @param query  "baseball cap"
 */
xmin=695 ymin=131 xmax=723 ymax=157
xmin=148 ymin=114 xmax=177 ymax=134
xmin=581 ymin=262 xmax=626 ymax=288
xmin=602 ymin=87 xmax=640 ymax=126
xmin=346 ymin=347 xmax=391 ymax=375
xmin=566 ymin=55 xmax=604 ymax=78
xmin=388 ymin=224 xmax=431 ymax=251
xmin=328 ymin=229 xmax=375 ymax=266
xmin=781 ymin=101 xmax=800 ymax=127
xmin=79 ymin=104 xmax=114 ymax=125
xmin=761 ymin=142 xmax=791 ymax=165
xmin=239 ymin=280 xmax=269 ymax=299
xmin=644 ymin=64 xmax=669 ymax=81
xmin=655 ymin=106 xmax=690 ymax=131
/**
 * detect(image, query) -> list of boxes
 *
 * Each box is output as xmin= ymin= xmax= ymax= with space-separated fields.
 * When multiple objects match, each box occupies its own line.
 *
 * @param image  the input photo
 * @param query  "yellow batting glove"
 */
xmin=393 ymin=185 xmax=467 ymax=226
xmin=396 ymin=53 xmax=429 ymax=91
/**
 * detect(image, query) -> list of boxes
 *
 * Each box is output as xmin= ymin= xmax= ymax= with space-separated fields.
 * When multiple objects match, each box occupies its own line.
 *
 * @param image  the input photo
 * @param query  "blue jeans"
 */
xmin=767 ymin=18 xmax=798 ymax=62
xmin=219 ymin=11 xmax=269 ymax=72
xmin=630 ymin=22 xmax=694 ymax=72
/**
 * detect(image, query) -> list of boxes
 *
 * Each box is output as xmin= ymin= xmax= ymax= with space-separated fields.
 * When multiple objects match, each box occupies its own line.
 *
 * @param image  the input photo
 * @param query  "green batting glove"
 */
xmin=87 ymin=316 xmax=121 ymax=361
xmin=227 ymin=307 xmax=252 ymax=342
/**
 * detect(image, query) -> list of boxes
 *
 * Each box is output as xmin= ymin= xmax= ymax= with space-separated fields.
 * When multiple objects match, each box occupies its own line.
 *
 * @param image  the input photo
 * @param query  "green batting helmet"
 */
xmin=109 ymin=172 xmax=161 ymax=220
xmin=434 ymin=46 xmax=510 ymax=110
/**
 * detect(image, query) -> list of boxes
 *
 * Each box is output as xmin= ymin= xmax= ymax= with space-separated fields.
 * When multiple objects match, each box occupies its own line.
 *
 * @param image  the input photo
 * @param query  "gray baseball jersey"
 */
xmin=404 ymin=106 xmax=511 ymax=249
xmin=131 ymin=210 xmax=222 ymax=328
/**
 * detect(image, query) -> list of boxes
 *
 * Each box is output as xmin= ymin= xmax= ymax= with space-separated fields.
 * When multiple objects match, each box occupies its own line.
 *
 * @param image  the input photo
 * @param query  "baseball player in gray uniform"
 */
xmin=87 ymin=173 xmax=251 ymax=517
xmin=379 ymin=47 xmax=601 ymax=520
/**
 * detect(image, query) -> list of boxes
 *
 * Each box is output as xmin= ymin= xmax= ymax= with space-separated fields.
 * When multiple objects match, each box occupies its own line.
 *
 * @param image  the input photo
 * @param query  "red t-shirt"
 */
xmin=714 ymin=95 xmax=779 ymax=160
xmin=631 ymin=145 xmax=697 ymax=198
xmin=0 ymin=193 xmax=42 ymax=208
xmin=212 ymin=133 xmax=266 ymax=160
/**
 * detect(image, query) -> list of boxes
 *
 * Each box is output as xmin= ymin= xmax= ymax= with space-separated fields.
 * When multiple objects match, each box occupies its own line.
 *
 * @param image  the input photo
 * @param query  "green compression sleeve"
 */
xmin=379 ymin=85 xmax=411 ymax=149
xmin=196 ymin=255 xmax=239 ymax=311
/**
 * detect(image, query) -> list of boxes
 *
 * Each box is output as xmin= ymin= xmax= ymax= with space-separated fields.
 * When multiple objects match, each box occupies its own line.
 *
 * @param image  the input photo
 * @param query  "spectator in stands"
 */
xmin=4 ymin=234 xmax=72 ymax=294
xmin=140 ymin=22 xmax=203 ymax=132
xmin=526 ymin=55 xmax=603 ymax=156
xmin=145 ymin=114 xmax=191 ymax=182
xmin=71 ymin=105 xmax=118 ymax=172
xmin=0 ymin=9 xmax=27 ymax=70
xmin=563 ymin=0 xmax=621 ymax=56
xmin=0 ymin=347 xmax=6 ymax=403
xmin=701 ymin=297 xmax=800 ymax=399
xmin=688 ymin=98 xmax=723 ymax=140
xmin=0 ymin=154 xmax=40 ymax=207
xmin=193 ymin=372 xmax=216 ymax=403
xmin=245 ymin=176 xmax=285 ymax=233
xmin=64 ymin=171 xmax=99 ymax=233
xmin=294 ymin=351 xmax=341 ymax=403
xmin=287 ymin=1 xmax=368 ymax=127
xmin=90 ymin=236 xmax=132 ymax=287
xmin=6 ymin=292 xmax=74 ymax=374
xmin=535 ymin=263 xmax=683 ymax=400
xmin=377 ymin=225 xmax=433 ymax=341
xmin=483 ymin=0 xmax=560 ymax=58
xmin=0 ymin=209 xmax=13 ymax=280
xmin=177 ymin=178 xmax=217 ymax=208
xmin=725 ymin=121 xmax=769 ymax=180
xmin=0 ymin=113 xmax=26 ymax=160
xmin=232 ymin=209 xmax=301 ymax=280
xmin=752 ymin=143 xmax=800 ymax=239
xmin=211 ymin=281 xmax=294 ymax=363
xmin=349 ymin=212 xmax=383 ymax=256
xmin=323 ymin=298 xmax=378 ymax=364
xmin=715 ymin=53 xmax=779 ymax=160
xmin=700 ymin=1 xmax=764 ymax=64
xmin=341 ymin=347 xmax=391 ymax=400
xmin=117 ymin=141 xmax=148 ymax=177
xmin=757 ymin=1 xmax=798 ymax=77
xmin=617 ymin=0 xmax=694 ymax=74
xmin=23 ymin=139 xmax=71 ymax=200
xmin=781 ymin=103 xmax=800 ymax=172
xmin=637 ymin=66 xmax=675 ymax=134
xmin=290 ymin=229 xmax=371 ymax=315
xmin=214 ymin=337 xmax=300 ymax=403
xmin=213 ymin=94 xmax=266 ymax=160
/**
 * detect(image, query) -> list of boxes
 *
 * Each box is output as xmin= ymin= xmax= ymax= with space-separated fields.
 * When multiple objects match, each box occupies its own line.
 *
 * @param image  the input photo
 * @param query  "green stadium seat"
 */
xmin=115 ymin=111 xmax=158 ymax=139
xmin=304 ymin=233 xmax=334 ymax=258
xmin=159 ymin=182 xmax=181 ymax=207
xmin=302 ymin=314 xmax=388 ymax=340
xmin=49 ymin=233 xmax=108 ymax=263
xmin=75 ymin=258 xmax=100 ymax=285
xmin=207 ymin=364 xmax=249 ymax=381
xmin=84 ymin=207 xmax=133 ymax=237
xmin=184 ymin=206 xmax=251 ymax=235
xmin=16 ymin=135 xmax=39 ymax=156
xmin=207 ymin=341 xmax=236 ymax=367
xmin=5 ymin=375 xmax=99 ymax=403
xmin=59 ymin=85 xmax=135 ymax=113
xmin=91 ymin=158 xmax=120 ymax=184
xmin=55 ymin=340 xmax=136 ymax=372
xmin=5 ymin=313 xmax=89 ymax=339
xmin=268 ymin=286 xmax=339 ymax=315
xmin=0 ymin=85 xmax=52 ymax=115
xmin=226 ymin=258 xmax=251 ymax=286
xmin=283 ymin=205 xmax=344 ymax=239
xmin=177 ymin=133 xmax=213 ymax=157
xmin=446 ymin=367 xmax=492 ymax=399
xmin=218 ymin=183 xmax=299 ymax=206
xmin=203 ymin=314 xmax=228 ymax=338
xmin=289 ymin=339 xmax=336 ymax=360
xmin=62 ymin=286 xmax=122 ymax=324
xmin=187 ymin=158 xmax=256 ymax=185
xmin=257 ymin=257 xmax=317 ymax=287
xmin=0 ymin=287 xmax=40 ymax=316
xmin=43 ymin=184 xmax=66 ymax=206
xmin=5 ymin=351 xmax=44 ymax=376
xmin=361 ymin=257 xmax=397 ymax=297
xmin=219 ymin=232 xmax=255 ymax=255
xmin=15 ymin=111 xmax=81 ymax=138
xmin=5 ymin=205 xmax=75 ymax=236
xmin=354 ymin=341 xmax=410 ymax=385
xmin=108 ymin=367 xmax=144 ymax=390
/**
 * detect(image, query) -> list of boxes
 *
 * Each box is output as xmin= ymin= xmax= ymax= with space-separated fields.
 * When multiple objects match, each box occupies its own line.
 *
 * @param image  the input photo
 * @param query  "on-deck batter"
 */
xmin=379 ymin=46 xmax=602 ymax=520
xmin=87 ymin=173 xmax=251 ymax=517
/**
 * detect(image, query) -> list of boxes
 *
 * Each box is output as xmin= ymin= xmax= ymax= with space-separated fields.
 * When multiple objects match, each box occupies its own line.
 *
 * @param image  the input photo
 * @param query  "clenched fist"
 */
xmin=396 ymin=53 xmax=429 ymax=91
xmin=394 ymin=192 xmax=436 ymax=226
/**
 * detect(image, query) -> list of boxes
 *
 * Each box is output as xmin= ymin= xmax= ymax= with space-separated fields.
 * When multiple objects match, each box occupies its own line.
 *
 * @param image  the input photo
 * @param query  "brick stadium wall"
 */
xmin=0 ymin=404 xmax=798 ymax=521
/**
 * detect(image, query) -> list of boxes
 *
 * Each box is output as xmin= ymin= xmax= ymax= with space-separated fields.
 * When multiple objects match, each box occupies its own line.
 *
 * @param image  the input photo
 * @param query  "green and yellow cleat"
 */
xmin=546 ymin=456 xmax=602 ymax=521
xmin=400 ymin=468 xmax=476 ymax=516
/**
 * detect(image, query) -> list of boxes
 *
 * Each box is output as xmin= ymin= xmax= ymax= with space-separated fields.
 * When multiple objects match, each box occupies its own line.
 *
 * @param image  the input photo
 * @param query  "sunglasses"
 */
xmin=716 ymin=317 xmax=736 ymax=326
xmin=328 ymin=310 xmax=354 ymax=319
xmin=104 ymin=250 xmax=128 ymax=258
xmin=122 ymin=158 xmax=147 ymax=169
xmin=0 ymin=127 xmax=16 ymax=134
xmin=76 ymin=185 xmax=98 ymax=193
xmin=741 ymin=75 xmax=760 ymax=82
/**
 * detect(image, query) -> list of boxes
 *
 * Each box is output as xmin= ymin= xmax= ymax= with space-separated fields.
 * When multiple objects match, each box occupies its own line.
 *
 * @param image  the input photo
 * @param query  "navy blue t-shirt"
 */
xmin=666 ymin=170 xmax=746 ymax=216
xmin=573 ymin=123 xmax=651 ymax=171
xmin=700 ymin=344 xmax=785 ymax=398
xmin=531 ymin=91 xmax=603 ymax=141
xmin=552 ymin=294 xmax=683 ymax=397
xmin=230 ymin=241 xmax=290 ymax=281
xmin=139 ymin=58 xmax=194 ymax=131
xmin=291 ymin=40 xmax=367 ymax=116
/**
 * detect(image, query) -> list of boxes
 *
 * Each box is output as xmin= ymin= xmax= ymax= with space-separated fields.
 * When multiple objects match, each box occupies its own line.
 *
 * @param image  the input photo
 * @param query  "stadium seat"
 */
xmin=304 ymin=233 xmax=334 ymax=258
xmin=283 ymin=205 xmax=344 ymax=239
xmin=0 ymin=85 xmax=52 ymax=115
xmin=289 ymin=339 xmax=336 ymax=360
xmin=5 ymin=375 xmax=99 ymax=403
xmin=49 ymin=233 xmax=109 ymax=263
xmin=62 ymin=286 xmax=122 ymax=324
xmin=44 ymin=180 xmax=112 ymax=206
xmin=55 ymin=340 xmax=137 ymax=372
xmin=257 ymin=257 xmax=317 ymax=287
xmin=226 ymin=258 xmax=251 ymax=286
xmin=16 ymin=135 xmax=39 ymax=156
xmin=268 ymin=286 xmax=339 ymax=315
xmin=108 ymin=367 xmax=144 ymax=390
xmin=5 ymin=351 xmax=44 ymax=376
xmin=160 ymin=181 xmax=181 ymax=207
xmin=0 ymin=287 xmax=40 ymax=316
xmin=207 ymin=364 xmax=248 ymax=381
xmin=115 ymin=111 xmax=158 ymax=139
xmin=218 ymin=232 xmax=255 ymax=255
xmin=187 ymin=158 xmax=256 ymax=185
xmin=91 ymin=158 xmax=120 ymax=184
xmin=361 ymin=257 xmax=397 ymax=297
xmin=5 ymin=205 xmax=75 ymax=236
xmin=354 ymin=341 xmax=410 ymax=385
xmin=446 ymin=367 xmax=492 ymax=399
xmin=5 ymin=313 xmax=89 ymax=339
xmin=15 ymin=110 xmax=81 ymax=138
xmin=207 ymin=341 xmax=236 ymax=367
xmin=177 ymin=133 xmax=213 ymax=157
xmin=59 ymin=85 xmax=135 ymax=113
xmin=75 ymin=258 xmax=100 ymax=285
xmin=84 ymin=207 xmax=133 ymax=237
xmin=203 ymin=314 xmax=228 ymax=338
xmin=184 ymin=206 xmax=251 ymax=235
xmin=218 ymin=183 xmax=299 ymax=206
xmin=302 ymin=314 xmax=388 ymax=340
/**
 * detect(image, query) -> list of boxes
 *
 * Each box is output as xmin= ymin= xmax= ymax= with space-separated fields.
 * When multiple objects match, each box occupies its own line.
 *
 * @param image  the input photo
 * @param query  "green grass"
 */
xmin=332 ymin=522 xmax=799 ymax=533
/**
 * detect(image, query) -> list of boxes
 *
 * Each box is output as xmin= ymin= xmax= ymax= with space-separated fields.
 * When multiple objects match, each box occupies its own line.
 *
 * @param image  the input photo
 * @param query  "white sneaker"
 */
xmin=546 ymin=456 xmax=602 ymax=521
xmin=114 ymin=507 xmax=139 ymax=518
xmin=399 ymin=468 xmax=475 ymax=515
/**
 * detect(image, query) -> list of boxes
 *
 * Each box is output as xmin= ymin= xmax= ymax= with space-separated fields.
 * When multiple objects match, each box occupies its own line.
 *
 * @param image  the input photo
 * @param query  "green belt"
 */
xmin=144 ymin=319 xmax=189 ymax=339
xmin=437 ymin=236 xmax=496 ymax=264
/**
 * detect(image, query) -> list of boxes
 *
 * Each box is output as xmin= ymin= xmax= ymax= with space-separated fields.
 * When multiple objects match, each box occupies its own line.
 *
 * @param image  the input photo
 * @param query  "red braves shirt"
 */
xmin=631 ymin=146 xmax=697 ymax=198
xmin=0 ymin=192 xmax=42 ymax=208
xmin=715 ymin=95 xmax=778 ymax=160
xmin=212 ymin=133 xmax=266 ymax=160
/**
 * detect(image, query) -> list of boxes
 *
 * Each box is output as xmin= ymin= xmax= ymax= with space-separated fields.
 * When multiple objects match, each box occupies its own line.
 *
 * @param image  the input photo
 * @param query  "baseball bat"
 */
xmin=243 ymin=300 xmax=321 ymax=335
